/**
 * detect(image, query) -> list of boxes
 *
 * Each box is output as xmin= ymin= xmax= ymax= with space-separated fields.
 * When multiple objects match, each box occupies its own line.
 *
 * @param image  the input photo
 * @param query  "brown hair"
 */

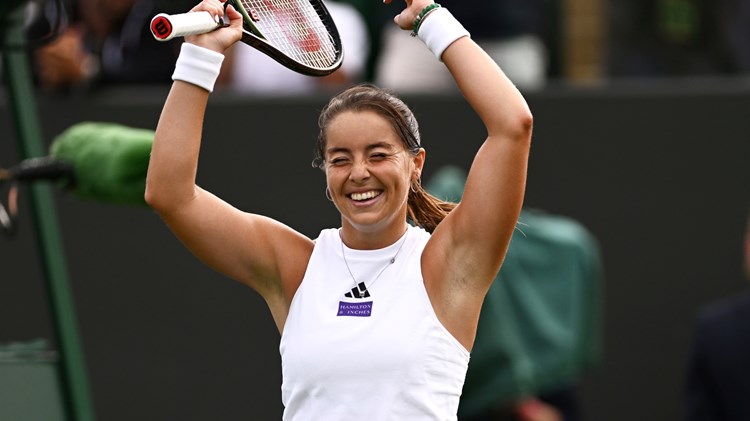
xmin=313 ymin=84 xmax=456 ymax=233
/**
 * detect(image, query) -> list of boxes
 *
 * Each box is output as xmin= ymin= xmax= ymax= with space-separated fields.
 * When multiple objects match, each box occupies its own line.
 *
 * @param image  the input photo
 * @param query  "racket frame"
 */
xmin=151 ymin=0 xmax=343 ymax=77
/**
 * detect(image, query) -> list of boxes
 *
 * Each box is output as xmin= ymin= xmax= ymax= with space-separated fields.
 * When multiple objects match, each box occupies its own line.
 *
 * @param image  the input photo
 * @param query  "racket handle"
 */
xmin=150 ymin=11 xmax=221 ymax=42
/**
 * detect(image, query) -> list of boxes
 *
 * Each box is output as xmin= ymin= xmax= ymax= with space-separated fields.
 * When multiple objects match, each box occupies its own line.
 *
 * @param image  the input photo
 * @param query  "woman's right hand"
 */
xmin=185 ymin=0 xmax=243 ymax=53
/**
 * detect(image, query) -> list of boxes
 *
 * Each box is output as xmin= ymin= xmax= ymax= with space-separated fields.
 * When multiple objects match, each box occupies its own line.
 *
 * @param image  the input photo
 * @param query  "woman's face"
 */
xmin=323 ymin=110 xmax=424 ymax=234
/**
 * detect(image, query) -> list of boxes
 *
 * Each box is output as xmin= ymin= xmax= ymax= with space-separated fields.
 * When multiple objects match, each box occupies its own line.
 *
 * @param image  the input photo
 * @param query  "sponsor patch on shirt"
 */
xmin=337 ymin=301 xmax=373 ymax=317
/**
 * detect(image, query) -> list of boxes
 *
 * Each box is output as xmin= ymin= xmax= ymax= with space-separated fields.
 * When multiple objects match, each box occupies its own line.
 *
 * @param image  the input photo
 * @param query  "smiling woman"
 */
xmin=144 ymin=0 xmax=532 ymax=419
xmin=314 ymin=86 xmax=455 ymax=239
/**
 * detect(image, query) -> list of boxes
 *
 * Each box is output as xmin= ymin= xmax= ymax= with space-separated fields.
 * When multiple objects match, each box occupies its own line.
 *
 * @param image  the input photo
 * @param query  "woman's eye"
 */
xmin=330 ymin=157 xmax=348 ymax=166
xmin=370 ymin=153 xmax=387 ymax=160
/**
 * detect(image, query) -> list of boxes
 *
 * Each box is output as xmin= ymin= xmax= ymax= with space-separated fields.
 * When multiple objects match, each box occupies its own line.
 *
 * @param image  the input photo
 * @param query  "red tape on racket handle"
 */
xmin=150 ymin=11 xmax=220 ymax=41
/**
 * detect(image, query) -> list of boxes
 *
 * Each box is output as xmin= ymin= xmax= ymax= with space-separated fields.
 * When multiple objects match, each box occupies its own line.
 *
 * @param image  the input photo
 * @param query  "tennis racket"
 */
xmin=150 ymin=0 xmax=343 ymax=76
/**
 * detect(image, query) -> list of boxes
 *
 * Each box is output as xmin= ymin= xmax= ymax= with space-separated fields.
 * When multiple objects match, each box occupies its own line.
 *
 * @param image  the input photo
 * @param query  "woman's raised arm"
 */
xmin=391 ymin=1 xmax=533 ymax=348
xmin=145 ymin=1 xmax=313 ymax=328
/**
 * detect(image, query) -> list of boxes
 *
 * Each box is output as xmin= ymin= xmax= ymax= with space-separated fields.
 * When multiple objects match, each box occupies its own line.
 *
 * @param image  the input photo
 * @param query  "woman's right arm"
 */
xmin=145 ymin=0 xmax=313 ymax=312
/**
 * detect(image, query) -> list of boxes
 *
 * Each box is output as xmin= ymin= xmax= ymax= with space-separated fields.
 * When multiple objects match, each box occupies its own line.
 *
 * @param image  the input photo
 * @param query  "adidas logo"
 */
xmin=345 ymin=282 xmax=370 ymax=299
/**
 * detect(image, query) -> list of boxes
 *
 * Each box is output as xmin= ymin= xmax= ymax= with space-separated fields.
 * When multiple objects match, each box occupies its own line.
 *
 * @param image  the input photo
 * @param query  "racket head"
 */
xmin=229 ymin=0 xmax=343 ymax=76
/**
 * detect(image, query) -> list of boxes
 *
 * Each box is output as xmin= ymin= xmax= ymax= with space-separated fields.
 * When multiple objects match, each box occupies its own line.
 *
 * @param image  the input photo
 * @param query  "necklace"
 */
xmin=339 ymin=227 xmax=409 ymax=298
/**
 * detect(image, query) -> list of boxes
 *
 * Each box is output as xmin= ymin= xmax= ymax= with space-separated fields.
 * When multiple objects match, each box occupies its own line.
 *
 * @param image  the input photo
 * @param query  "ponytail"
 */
xmin=407 ymin=181 xmax=457 ymax=233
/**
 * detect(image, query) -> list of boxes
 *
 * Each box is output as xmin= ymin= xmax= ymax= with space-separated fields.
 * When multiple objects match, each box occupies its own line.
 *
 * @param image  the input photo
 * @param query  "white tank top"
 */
xmin=280 ymin=226 xmax=470 ymax=420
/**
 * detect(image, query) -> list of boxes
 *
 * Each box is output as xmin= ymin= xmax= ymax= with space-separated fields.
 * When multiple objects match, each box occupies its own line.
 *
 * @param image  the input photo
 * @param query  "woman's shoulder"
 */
xmin=408 ymin=225 xmax=432 ymax=248
xmin=312 ymin=228 xmax=341 ymax=245
xmin=408 ymin=224 xmax=430 ymax=236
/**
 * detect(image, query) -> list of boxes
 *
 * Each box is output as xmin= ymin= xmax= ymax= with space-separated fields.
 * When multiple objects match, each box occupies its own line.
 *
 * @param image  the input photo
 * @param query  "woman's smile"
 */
xmin=348 ymin=189 xmax=383 ymax=204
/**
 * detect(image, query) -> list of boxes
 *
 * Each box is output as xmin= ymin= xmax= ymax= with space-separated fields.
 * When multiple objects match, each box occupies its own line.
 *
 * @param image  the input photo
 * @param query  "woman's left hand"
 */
xmin=384 ymin=0 xmax=435 ymax=31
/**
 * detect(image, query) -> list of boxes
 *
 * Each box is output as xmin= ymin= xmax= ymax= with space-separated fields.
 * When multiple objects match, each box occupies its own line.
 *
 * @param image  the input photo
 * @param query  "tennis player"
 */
xmin=145 ymin=0 xmax=532 ymax=419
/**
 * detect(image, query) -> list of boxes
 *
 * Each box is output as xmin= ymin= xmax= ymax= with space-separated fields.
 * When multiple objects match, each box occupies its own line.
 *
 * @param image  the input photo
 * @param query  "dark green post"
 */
xmin=1 ymin=4 xmax=95 ymax=421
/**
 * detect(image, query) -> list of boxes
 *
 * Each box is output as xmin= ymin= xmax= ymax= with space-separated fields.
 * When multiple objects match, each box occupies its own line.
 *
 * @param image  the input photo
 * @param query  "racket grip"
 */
xmin=150 ymin=11 xmax=220 ymax=42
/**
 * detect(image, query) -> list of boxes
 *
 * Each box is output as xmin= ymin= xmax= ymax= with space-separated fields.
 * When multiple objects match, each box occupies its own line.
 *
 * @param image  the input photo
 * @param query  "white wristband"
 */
xmin=172 ymin=42 xmax=224 ymax=93
xmin=416 ymin=8 xmax=470 ymax=61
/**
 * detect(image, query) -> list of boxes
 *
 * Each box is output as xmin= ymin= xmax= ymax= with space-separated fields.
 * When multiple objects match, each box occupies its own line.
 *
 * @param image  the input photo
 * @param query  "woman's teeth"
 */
xmin=350 ymin=191 xmax=380 ymax=201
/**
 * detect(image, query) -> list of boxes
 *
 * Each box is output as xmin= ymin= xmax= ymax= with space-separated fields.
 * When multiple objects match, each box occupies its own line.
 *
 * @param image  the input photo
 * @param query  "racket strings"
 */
xmin=240 ymin=0 xmax=338 ymax=69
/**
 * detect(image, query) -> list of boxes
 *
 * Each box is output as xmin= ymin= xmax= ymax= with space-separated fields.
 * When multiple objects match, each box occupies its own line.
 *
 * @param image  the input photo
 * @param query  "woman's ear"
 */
xmin=412 ymin=148 xmax=426 ymax=180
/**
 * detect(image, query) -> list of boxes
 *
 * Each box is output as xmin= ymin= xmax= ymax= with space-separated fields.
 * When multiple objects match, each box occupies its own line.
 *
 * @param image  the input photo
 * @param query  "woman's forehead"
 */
xmin=327 ymin=110 xmax=391 ymax=130
xmin=325 ymin=111 xmax=402 ymax=149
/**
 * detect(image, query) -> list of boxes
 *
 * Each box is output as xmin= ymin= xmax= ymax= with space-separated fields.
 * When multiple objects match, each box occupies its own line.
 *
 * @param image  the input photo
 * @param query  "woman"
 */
xmin=145 ymin=0 xmax=532 ymax=418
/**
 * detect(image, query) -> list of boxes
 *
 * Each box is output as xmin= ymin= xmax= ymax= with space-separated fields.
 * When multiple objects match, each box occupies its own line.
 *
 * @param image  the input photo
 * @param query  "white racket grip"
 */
xmin=150 ymin=11 xmax=219 ymax=42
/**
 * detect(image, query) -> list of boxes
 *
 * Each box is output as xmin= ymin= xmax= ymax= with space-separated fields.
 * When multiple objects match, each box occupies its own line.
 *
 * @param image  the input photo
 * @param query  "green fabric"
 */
xmin=426 ymin=166 xmax=604 ymax=418
xmin=50 ymin=122 xmax=154 ymax=206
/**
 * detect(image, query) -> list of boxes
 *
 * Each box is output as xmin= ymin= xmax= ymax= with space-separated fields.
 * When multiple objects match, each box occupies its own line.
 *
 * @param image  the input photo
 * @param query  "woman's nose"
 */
xmin=349 ymin=160 xmax=370 ymax=183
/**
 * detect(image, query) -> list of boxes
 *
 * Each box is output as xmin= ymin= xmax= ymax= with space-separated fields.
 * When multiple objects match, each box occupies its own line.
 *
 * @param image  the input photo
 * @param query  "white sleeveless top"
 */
xmin=280 ymin=226 xmax=470 ymax=420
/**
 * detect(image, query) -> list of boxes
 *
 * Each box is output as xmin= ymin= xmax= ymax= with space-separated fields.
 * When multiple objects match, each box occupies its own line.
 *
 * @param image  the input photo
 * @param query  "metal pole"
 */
xmin=1 ymin=5 xmax=95 ymax=421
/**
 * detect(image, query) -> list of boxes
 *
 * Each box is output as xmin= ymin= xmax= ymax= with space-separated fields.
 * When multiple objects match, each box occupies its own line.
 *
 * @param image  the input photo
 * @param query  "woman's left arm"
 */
xmin=409 ymin=4 xmax=532 ymax=347
xmin=436 ymin=33 xmax=533 ymax=286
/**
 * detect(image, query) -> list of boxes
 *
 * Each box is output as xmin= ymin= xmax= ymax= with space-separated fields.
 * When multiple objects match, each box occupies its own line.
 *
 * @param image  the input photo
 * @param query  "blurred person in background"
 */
xmin=219 ymin=0 xmax=370 ymax=95
xmin=719 ymin=0 xmax=750 ymax=73
xmin=375 ymin=0 xmax=549 ymax=92
xmin=32 ymin=0 xmax=191 ymax=92
xmin=684 ymin=212 xmax=750 ymax=421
